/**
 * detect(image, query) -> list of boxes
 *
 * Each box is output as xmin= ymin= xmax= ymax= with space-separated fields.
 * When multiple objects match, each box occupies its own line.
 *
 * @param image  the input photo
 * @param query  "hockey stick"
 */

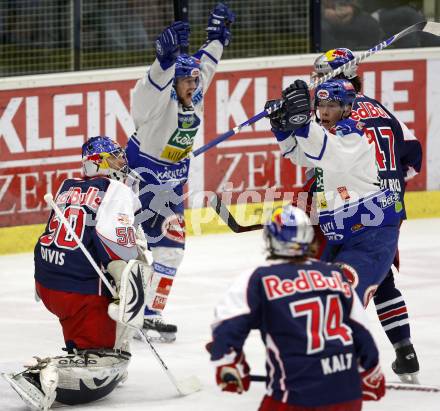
xmin=250 ymin=375 xmax=440 ymax=393
xmin=192 ymin=100 xmax=282 ymax=157
xmin=43 ymin=193 xmax=202 ymax=396
xmin=192 ymin=21 xmax=440 ymax=158
xmin=174 ymin=0 xmax=189 ymax=54
xmin=210 ymin=193 xmax=263 ymax=233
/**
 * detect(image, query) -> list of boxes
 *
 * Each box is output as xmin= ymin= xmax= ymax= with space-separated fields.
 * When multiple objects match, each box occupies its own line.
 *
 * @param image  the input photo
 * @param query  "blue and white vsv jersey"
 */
xmin=210 ymin=259 xmax=379 ymax=407
xmin=126 ymin=40 xmax=223 ymax=184
xmin=34 ymin=177 xmax=141 ymax=296
xmin=276 ymin=118 xmax=403 ymax=243
xmin=351 ymin=94 xmax=422 ymax=219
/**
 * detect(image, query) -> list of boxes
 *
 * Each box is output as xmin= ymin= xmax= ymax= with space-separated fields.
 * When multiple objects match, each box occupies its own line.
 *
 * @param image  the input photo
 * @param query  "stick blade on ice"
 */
xmin=176 ymin=375 xmax=202 ymax=396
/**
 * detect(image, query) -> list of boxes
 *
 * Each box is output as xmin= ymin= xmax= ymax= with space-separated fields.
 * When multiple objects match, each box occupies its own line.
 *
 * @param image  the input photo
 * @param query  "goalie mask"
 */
xmin=82 ymin=136 xmax=128 ymax=181
xmin=313 ymin=48 xmax=358 ymax=80
xmin=264 ymin=205 xmax=314 ymax=258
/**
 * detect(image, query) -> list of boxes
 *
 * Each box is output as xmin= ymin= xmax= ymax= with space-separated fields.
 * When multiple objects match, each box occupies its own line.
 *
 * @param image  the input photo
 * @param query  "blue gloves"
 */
xmin=155 ymin=21 xmax=190 ymax=70
xmin=206 ymin=3 xmax=235 ymax=47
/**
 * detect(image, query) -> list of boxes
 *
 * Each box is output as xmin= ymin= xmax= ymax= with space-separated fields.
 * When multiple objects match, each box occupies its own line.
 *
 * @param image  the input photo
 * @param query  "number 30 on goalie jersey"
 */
xmin=35 ymin=176 xmax=141 ymax=296
xmin=210 ymin=259 xmax=380 ymax=406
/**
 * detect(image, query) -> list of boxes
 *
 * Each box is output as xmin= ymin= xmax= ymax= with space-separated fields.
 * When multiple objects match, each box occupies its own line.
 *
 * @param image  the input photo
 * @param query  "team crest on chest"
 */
xmin=160 ymin=112 xmax=201 ymax=163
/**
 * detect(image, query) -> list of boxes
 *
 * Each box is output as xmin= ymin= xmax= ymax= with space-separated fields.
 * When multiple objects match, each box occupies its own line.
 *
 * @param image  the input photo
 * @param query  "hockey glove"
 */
xmin=361 ymin=364 xmax=386 ymax=401
xmin=207 ymin=343 xmax=250 ymax=394
xmin=264 ymin=99 xmax=285 ymax=129
xmin=280 ymin=79 xmax=312 ymax=131
xmin=156 ymin=21 xmax=190 ymax=70
xmin=206 ymin=3 xmax=236 ymax=47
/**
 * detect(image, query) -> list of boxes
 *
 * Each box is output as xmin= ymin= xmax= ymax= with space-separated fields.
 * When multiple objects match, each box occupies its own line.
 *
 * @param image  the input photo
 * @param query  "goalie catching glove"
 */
xmin=206 ymin=343 xmax=250 ymax=394
xmin=265 ymin=79 xmax=312 ymax=133
xmin=107 ymin=259 xmax=150 ymax=329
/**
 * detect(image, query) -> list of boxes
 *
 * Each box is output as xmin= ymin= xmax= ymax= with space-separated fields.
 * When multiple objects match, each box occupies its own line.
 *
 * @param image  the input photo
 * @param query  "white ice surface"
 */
xmin=0 ymin=218 xmax=439 ymax=410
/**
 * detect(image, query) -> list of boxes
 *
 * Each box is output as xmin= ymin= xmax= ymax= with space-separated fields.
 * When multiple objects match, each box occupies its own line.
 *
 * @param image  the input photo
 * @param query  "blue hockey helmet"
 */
xmin=263 ymin=205 xmax=314 ymax=258
xmin=315 ymin=79 xmax=356 ymax=109
xmin=175 ymin=54 xmax=201 ymax=84
xmin=313 ymin=48 xmax=358 ymax=80
xmin=81 ymin=136 xmax=128 ymax=180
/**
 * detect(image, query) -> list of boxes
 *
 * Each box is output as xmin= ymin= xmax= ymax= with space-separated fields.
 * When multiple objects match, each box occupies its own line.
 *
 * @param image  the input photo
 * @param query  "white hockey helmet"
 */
xmin=264 ymin=205 xmax=314 ymax=258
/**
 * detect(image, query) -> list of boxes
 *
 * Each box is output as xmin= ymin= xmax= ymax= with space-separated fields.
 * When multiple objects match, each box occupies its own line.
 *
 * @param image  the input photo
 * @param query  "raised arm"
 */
xmin=266 ymin=80 xmax=371 ymax=172
xmin=132 ymin=21 xmax=190 ymax=127
xmin=194 ymin=3 xmax=235 ymax=93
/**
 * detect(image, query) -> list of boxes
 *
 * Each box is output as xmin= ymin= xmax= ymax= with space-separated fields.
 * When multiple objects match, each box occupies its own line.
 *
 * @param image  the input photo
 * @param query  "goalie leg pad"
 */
xmin=3 ymin=350 xmax=130 ymax=409
xmin=53 ymin=349 xmax=130 ymax=405
xmin=108 ymin=259 xmax=150 ymax=329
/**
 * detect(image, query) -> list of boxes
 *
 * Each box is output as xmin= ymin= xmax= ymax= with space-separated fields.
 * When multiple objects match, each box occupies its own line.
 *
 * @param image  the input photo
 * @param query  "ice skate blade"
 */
xmin=134 ymin=328 xmax=176 ymax=343
xmin=397 ymin=372 xmax=420 ymax=384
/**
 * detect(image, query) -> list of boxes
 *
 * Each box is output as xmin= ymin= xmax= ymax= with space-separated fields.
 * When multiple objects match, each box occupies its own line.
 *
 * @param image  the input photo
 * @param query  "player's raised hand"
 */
xmin=206 ymin=3 xmax=235 ymax=47
xmin=156 ymin=21 xmax=190 ymax=69
xmin=281 ymin=79 xmax=312 ymax=130
xmin=172 ymin=21 xmax=190 ymax=49
xmin=361 ymin=364 xmax=386 ymax=401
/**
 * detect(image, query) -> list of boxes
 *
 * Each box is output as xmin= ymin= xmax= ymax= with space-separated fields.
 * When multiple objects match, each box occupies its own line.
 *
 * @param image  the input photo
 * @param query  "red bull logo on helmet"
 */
xmin=324 ymin=48 xmax=352 ymax=64
xmin=271 ymin=207 xmax=283 ymax=229
xmin=332 ymin=49 xmax=349 ymax=58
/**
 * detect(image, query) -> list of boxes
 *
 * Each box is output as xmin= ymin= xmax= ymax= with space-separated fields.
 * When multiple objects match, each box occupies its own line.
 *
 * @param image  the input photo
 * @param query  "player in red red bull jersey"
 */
xmin=3 ymin=136 xmax=152 ymax=410
xmin=208 ymin=205 xmax=385 ymax=410
xmin=312 ymin=48 xmax=422 ymax=384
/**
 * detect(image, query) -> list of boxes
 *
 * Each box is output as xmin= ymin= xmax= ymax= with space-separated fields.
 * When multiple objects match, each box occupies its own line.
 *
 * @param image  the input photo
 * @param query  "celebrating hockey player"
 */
xmin=3 ymin=136 xmax=150 ymax=410
xmin=265 ymin=78 xmax=403 ymax=331
xmin=311 ymin=48 xmax=422 ymax=383
xmin=208 ymin=205 xmax=385 ymax=410
xmin=126 ymin=3 xmax=235 ymax=340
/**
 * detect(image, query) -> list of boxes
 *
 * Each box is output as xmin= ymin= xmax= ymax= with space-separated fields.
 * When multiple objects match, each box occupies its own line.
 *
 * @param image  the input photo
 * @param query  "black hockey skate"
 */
xmin=392 ymin=344 xmax=420 ymax=384
xmin=138 ymin=317 xmax=177 ymax=343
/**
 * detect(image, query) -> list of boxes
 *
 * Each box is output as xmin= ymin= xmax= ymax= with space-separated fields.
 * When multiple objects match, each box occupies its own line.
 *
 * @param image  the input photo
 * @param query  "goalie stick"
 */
xmin=192 ymin=21 xmax=440 ymax=158
xmin=210 ymin=194 xmax=263 ymax=233
xmin=43 ymin=193 xmax=202 ymax=397
xmin=250 ymin=375 xmax=440 ymax=393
